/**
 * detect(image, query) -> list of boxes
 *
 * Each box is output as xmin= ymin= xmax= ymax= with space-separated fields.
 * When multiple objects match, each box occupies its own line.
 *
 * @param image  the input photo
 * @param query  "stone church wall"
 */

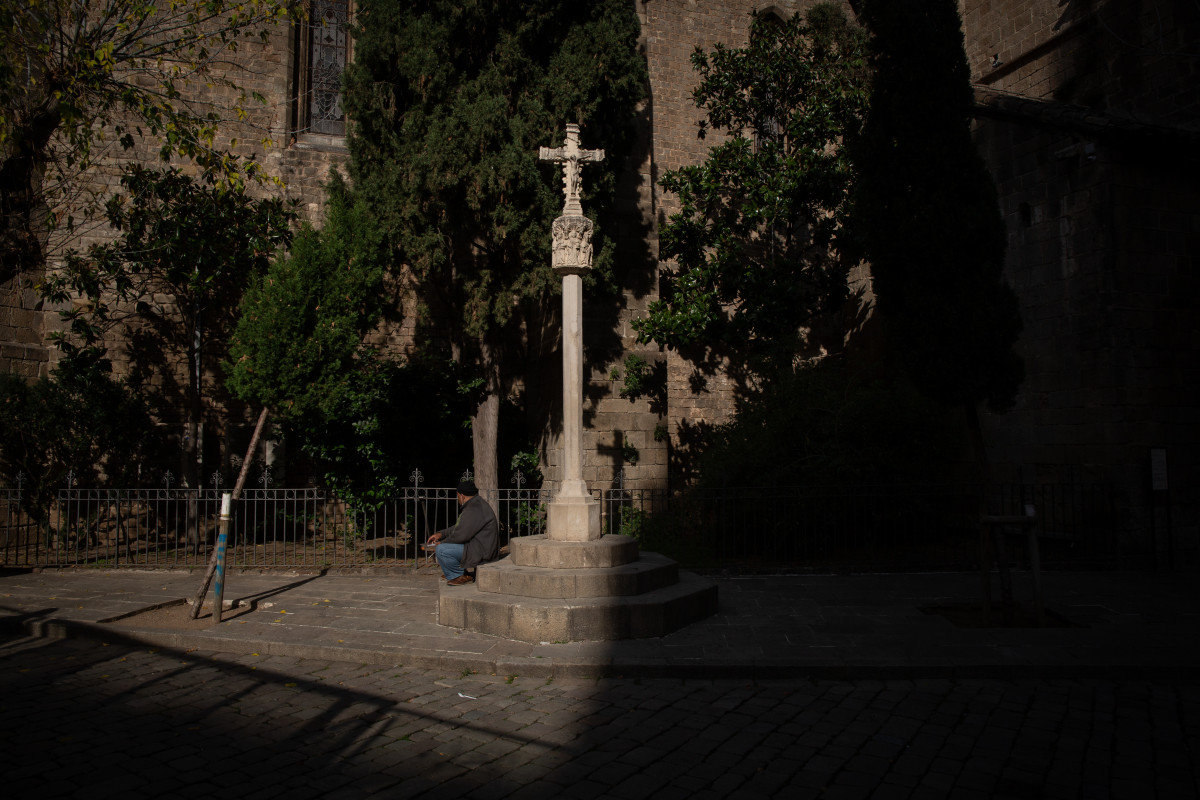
xmin=964 ymin=0 xmax=1200 ymax=556
xmin=0 ymin=18 xmax=351 ymax=486
xmin=5 ymin=0 xmax=1196 ymax=556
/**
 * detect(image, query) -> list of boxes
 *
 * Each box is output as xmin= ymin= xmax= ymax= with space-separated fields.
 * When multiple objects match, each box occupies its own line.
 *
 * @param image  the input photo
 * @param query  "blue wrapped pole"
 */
xmin=190 ymin=408 xmax=268 ymax=620
xmin=213 ymin=493 xmax=231 ymax=623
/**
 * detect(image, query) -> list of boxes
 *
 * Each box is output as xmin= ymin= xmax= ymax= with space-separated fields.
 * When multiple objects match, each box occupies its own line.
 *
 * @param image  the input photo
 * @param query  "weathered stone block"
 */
xmin=437 ymin=568 xmax=718 ymax=643
xmin=510 ymin=534 xmax=639 ymax=568
xmin=477 ymin=553 xmax=677 ymax=599
xmin=546 ymin=495 xmax=602 ymax=541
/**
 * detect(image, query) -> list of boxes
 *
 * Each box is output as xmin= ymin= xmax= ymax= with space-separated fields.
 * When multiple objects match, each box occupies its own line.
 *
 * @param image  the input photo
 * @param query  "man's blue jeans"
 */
xmin=435 ymin=542 xmax=466 ymax=580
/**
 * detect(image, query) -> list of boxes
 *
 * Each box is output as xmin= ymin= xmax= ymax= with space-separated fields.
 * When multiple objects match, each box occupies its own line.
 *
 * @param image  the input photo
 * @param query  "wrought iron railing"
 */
xmin=1 ymin=480 xmax=1118 ymax=570
xmin=0 ymin=484 xmax=552 ymax=569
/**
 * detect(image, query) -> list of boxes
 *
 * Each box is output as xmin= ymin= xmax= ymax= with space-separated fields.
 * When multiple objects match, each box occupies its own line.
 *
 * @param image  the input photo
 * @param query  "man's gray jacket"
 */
xmin=437 ymin=495 xmax=499 ymax=569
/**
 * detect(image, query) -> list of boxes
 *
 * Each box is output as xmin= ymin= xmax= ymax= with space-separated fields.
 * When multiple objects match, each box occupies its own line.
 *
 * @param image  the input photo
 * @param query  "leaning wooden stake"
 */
xmin=189 ymin=408 xmax=270 ymax=620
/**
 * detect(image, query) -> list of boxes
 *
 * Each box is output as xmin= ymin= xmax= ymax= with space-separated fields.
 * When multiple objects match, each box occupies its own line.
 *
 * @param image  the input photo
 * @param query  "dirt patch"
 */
xmin=102 ymin=599 xmax=256 ymax=631
xmin=922 ymin=603 xmax=1078 ymax=629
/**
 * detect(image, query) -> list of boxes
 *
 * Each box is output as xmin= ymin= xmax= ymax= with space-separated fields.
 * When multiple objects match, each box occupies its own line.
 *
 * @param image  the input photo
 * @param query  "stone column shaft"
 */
xmin=560 ymin=272 xmax=585 ymax=496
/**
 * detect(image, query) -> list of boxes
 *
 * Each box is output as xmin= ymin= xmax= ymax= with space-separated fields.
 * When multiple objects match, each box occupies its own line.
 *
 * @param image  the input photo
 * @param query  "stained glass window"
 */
xmin=307 ymin=0 xmax=349 ymax=136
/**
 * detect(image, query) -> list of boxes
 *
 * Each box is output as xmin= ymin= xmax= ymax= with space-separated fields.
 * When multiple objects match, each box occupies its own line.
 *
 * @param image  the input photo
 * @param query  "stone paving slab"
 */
xmin=0 ymin=567 xmax=1199 ymax=679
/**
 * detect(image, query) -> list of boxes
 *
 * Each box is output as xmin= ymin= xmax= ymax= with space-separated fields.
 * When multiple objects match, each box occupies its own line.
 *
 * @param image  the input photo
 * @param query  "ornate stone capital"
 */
xmin=551 ymin=214 xmax=594 ymax=274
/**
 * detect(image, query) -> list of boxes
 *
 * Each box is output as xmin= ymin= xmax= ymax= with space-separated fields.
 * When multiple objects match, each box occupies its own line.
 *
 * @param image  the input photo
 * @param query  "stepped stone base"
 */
xmin=509 ymin=534 xmax=638 ymax=569
xmin=478 ymin=551 xmax=678 ymax=598
xmin=438 ymin=568 xmax=718 ymax=643
xmin=439 ymin=534 xmax=717 ymax=643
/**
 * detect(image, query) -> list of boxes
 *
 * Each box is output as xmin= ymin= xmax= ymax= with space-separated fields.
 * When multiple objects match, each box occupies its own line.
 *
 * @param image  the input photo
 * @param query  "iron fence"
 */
xmin=1 ymin=481 xmax=1117 ymax=570
xmin=0 ymin=485 xmax=551 ymax=569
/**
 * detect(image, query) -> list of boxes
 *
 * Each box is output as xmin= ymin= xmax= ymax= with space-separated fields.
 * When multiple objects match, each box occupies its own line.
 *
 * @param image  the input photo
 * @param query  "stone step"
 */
xmin=509 ymin=533 xmax=639 ymax=569
xmin=476 ymin=552 xmax=678 ymax=599
xmin=438 ymin=569 xmax=719 ymax=643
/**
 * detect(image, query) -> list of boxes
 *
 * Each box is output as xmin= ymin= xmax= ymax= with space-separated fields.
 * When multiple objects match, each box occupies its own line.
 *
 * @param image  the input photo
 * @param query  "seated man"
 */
xmin=426 ymin=479 xmax=498 ymax=585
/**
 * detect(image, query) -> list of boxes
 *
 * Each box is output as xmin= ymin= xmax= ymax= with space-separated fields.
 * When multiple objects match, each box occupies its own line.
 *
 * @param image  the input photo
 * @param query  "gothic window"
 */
xmin=296 ymin=0 xmax=350 ymax=139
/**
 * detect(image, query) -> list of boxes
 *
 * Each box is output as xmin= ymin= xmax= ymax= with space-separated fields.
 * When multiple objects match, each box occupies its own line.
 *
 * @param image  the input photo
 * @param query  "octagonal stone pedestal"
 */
xmin=438 ymin=534 xmax=718 ymax=643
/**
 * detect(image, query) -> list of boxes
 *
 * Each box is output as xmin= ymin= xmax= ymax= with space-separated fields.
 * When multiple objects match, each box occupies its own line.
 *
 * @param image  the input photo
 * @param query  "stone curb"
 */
xmin=4 ymin=612 xmax=1198 ymax=682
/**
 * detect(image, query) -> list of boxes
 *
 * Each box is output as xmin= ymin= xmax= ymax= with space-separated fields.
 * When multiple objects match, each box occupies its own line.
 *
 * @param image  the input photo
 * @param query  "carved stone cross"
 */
xmin=537 ymin=122 xmax=604 ymax=541
xmin=539 ymin=123 xmax=604 ymax=217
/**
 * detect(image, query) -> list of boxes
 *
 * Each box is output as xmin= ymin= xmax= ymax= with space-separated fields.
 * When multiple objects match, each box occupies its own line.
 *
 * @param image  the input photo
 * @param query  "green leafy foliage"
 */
xmin=226 ymin=177 xmax=385 ymax=422
xmin=0 ymin=360 xmax=163 ymax=523
xmin=633 ymin=4 xmax=870 ymax=374
xmin=345 ymin=0 xmax=646 ymax=327
xmin=41 ymin=165 xmax=295 ymax=366
xmin=341 ymin=0 xmax=648 ymax=487
xmin=226 ymin=177 xmax=479 ymax=506
xmin=618 ymin=505 xmax=648 ymax=541
xmin=509 ymin=449 xmax=544 ymax=488
xmin=619 ymin=354 xmax=650 ymax=400
xmin=0 ymin=0 xmax=296 ymax=283
xmin=37 ymin=163 xmax=294 ymax=490
xmin=852 ymin=0 xmax=1023 ymax=413
xmin=226 ymin=177 xmax=387 ymax=502
xmin=296 ymin=353 xmax=481 ymax=506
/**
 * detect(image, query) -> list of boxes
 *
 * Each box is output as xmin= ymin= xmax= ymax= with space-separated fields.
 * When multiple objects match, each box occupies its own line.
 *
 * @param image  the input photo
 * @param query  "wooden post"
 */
xmin=189 ymin=408 xmax=269 ymax=620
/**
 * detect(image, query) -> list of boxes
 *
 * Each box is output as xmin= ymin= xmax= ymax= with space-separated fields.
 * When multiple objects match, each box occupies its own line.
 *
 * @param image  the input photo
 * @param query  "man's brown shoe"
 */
xmin=447 ymin=574 xmax=475 ymax=586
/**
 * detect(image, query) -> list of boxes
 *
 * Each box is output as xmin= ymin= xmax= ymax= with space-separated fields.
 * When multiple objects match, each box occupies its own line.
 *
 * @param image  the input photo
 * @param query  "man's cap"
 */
xmin=457 ymin=479 xmax=478 ymax=496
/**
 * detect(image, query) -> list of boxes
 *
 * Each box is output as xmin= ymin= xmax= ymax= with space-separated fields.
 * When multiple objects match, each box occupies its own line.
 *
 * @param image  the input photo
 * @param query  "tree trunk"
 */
xmin=471 ymin=336 xmax=502 ymax=513
xmin=183 ymin=308 xmax=203 ymax=548
xmin=473 ymin=391 xmax=500 ymax=515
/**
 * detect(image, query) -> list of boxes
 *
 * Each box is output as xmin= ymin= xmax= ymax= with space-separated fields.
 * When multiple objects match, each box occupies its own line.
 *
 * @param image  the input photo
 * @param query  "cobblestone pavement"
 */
xmin=2 ymin=634 xmax=1198 ymax=799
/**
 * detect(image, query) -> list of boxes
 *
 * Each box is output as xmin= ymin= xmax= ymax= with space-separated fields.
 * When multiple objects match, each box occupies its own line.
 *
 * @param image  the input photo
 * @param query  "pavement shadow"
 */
xmin=0 ymin=634 xmax=566 ymax=798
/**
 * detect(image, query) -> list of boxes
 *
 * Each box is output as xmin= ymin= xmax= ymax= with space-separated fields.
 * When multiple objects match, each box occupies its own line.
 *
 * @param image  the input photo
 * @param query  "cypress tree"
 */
xmin=853 ymin=0 xmax=1024 ymax=467
xmin=341 ymin=0 xmax=647 ymax=494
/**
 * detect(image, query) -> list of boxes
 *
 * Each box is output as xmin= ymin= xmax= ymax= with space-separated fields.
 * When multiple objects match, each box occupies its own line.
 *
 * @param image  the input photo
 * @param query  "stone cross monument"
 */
xmin=539 ymin=123 xmax=604 ymax=542
xmin=438 ymin=122 xmax=717 ymax=641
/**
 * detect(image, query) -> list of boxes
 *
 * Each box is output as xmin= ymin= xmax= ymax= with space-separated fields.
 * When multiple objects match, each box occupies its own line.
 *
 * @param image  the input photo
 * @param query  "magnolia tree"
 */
xmin=40 ymin=165 xmax=295 ymax=490
xmin=634 ymin=4 xmax=871 ymax=377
